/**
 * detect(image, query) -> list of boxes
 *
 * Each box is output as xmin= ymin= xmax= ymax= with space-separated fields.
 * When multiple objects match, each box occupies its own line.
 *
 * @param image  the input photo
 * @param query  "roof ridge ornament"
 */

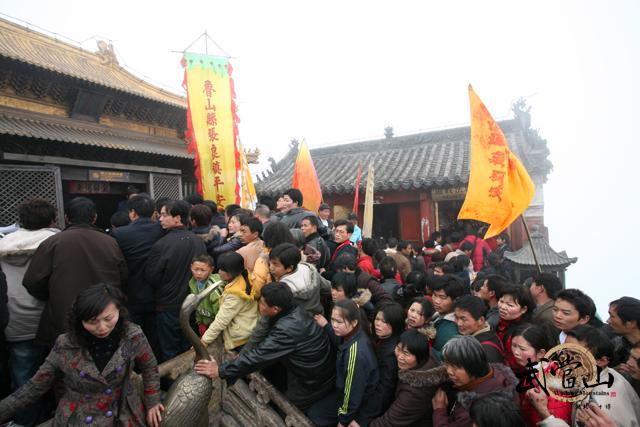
xmin=96 ymin=40 xmax=118 ymax=66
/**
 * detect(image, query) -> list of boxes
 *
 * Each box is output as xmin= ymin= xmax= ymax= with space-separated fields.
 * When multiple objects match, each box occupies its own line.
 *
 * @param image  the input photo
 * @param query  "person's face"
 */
xmin=239 ymin=225 xmax=258 ymax=244
xmin=228 ymin=216 xmax=241 ymax=234
xmin=276 ymin=197 xmax=286 ymax=211
xmin=374 ymin=311 xmax=393 ymax=339
xmin=401 ymin=245 xmax=413 ymax=256
xmin=331 ymin=286 xmax=346 ymax=303
xmin=498 ymin=294 xmax=527 ymax=321
xmin=318 ymin=208 xmax=330 ymax=220
xmin=334 ymin=225 xmax=350 ymax=243
xmin=529 ymin=281 xmax=543 ymax=299
xmin=496 ymin=237 xmax=505 ymax=246
xmin=511 ymin=335 xmax=545 ymax=367
xmin=454 ymin=308 xmax=485 ymax=336
xmin=476 ymin=281 xmax=495 ymax=302
xmin=269 ymin=258 xmax=292 ymax=280
xmin=82 ymin=302 xmax=120 ymax=338
xmin=432 ymin=290 xmax=454 ymax=315
xmin=395 ymin=343 xmax=418 ymax=370
xmin=445 ymin=363 xmax=472 ymax=388
xmin=553 ymin=298 xmax=588 ymax=332
xmin=300 ymin=219 xmax=316 ymax=238
xmin=407 ymin=302 xmax=427 ymax=329
xmin=218 ymin=269 xmax=233 ymax=282
xmin=159 ymin=206 xmax=182 ymax=230
xmin=331 ymin=308 xmax=357 ymax=337
xmin=258 ymin=297 xmax=281 ymax=317
xmin=607 ymin=305 xmax=633 ymax=334
xmin=281 ymin=194 xmax=295 ymax=213
xmin=191 ymin=261 xmax=213 ymax=282
xmin=434 ymin=266 xmax=444 ymax=276
xmin=627 ymin=347 xmax=640 ymax=371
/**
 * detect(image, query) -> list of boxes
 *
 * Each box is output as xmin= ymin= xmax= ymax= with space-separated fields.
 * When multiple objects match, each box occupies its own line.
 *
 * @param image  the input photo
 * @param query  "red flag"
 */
xmin=353 ymin=163 xmax=362 ymax=213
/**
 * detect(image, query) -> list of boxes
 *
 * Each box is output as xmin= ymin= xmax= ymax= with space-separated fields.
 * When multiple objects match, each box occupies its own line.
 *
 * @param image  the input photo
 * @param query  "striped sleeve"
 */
xmin=338 ymin=340 xmax=358 ymax=416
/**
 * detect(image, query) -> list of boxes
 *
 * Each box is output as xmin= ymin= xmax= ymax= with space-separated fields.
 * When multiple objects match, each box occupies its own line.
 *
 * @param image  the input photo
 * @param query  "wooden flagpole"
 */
xmin=520 ymin=215 xmax=542 ymax=274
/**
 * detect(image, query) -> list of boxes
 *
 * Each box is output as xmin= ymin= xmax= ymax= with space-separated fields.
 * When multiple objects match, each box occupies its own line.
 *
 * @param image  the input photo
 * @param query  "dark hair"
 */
xmin=500 ymin=284 xmax=535 ymax=320
xmin=435 ymin=262 xmax=455 ymax=275
xmin=301 ymin=215 xmax=319 ymax=228
xmin=470 ymin=392 xmax=526 ymax=427
xmin=254 ymin=204 xmax=271 ymax=220
xmin=449 ymin=232 xmax=463 ymax=243
xmin=442 ymin=336 xmax=490 ymax=379
xmin=405 ymin=271 xmax=427 ymax=294
xmin=217 ymin=252 xmax=251 ymax=295
xmin=334 ymin=253 xmax=358 ymax=272
xmin=485 ymin=253 xmax=501 ymax=269
xmin=260 ymin=282 xmax=294 ymax=311
xmin=497 ymin=232 xmax=511 ymax=245
xmin=379 ymin=256 xmax=397 ymax=279
xmin=387 ymin=237 xmax=398 ymax=248
xmin=190 ymin=204 xmax=213 ymax=227
xmin=164 ymin=200 xmax=191 ymax=226
xmin=110 ymin=211 xmax=130 ymax=228
xmin=18 ymin=198 xmax=56 ymax=230
xmin=512 ymin=324 xmax=552 ymax=353
xmin=125 ymin=185 xmax=140 ymax=196
xmin=283 ymin=188 xmax=303 ymax=207
xmin=409 ymin=297 xmax=435 ymax=320
xmin=424 ymin=239 xmax=436 ymax=249
xmin=333 ymin=299 xmax=362 ymax=329
xmin=225 ymin=204 xmax=242 ymax=218
xmin=566 ymin=325 xmax=613 ymax=362
xmin=348 ymin=212 xmax=358 ymax=221
xmin=257 ymin=195 xmax=276 ymax=212
xmin=431 ymin=275 xmax=466 ymax=301
xmin=532 ymin=272 xmax=562 ymax=299
xmin=556 ymin=289 xmax=595 ymax=321
xmin=331 ymin=272 xmax=358 ymax=298
xmin=66 ymin=197 xmax=96 ymax=224
xmin=184 ymin=193 xmax=204 ymax=205
xmin=155 ymin=197 xmax=171 ymax=212
xmin=397 ymin=240 xmax=411 ymax=251
xmin=452 ymin=254 xmax=472 ymax=272
xmin=203 ymin=201 xmax=220 ymax=218
xmin=373 ymin=249 xmax=387 ymax=265
xmin=609 ymin=296 xmax=640 ymax=325
xmin=397 ymin=329 xmax=430 ymax=365
xmin=263 ymin=222 xmax=295 ymax=249
xmin=484 ymin=274 xmax=508 ymax=299
xmin=192 ymin=254 xmax=215 ymax=267
xmin=361 ymin=238 xmax=378 ymax=257
xmin=430 ymin=231 xmax=442 ymax=241
xmin=127 ymin=194 xmax=155 ymax=218
xmin=240 ymin=216 xmax=264 ymax=235
xmin=454 ymin=295 xmax=488 ymax=320
xmin=269 ymin=243 xmax=301 ymax=269
xmin=460 ymin=241 xmax=474 ymax=252
xmin=68 ymin=283 xmax=128 ymax=348
xmin=334 ymin=219 xmax=354 ymax=234
xmin=374 ymin=302 xmax=405 ymax=338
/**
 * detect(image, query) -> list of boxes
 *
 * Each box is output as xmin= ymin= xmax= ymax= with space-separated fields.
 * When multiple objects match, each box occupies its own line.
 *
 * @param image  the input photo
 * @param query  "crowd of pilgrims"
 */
xmin=0 ymin=187 xmax=639 ymax=427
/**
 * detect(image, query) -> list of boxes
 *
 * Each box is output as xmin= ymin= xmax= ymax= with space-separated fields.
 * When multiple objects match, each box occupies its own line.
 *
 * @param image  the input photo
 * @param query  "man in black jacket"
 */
xmin=145 ymin=200 xmax=206 ymax=362
xmin=195 ymin=282 xmax=335 ymax=410
xmin=112 ymin=194 xmax=163 ymax=352
xmin=300 ymin=215 xmax=330 ymax=270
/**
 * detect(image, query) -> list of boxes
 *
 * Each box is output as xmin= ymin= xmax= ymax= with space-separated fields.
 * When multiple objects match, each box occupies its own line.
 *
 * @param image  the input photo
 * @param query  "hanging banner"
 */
xmin=291 ymin=139 xmax=323 ymax=213
xmin=362 ymin=163 xmax=374 ymax=238
xmin=238 ymin=141 xmax=258 ymax=210
xmin=183 ymin=53 xmax=241 ymax=208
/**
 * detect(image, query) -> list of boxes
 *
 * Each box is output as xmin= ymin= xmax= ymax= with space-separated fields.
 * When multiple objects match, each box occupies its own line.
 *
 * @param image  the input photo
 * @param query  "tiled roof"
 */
xmin=256 ymin=118 xmax=552 ymax=196
xmin=504 ymin=226 xmax=577 ymax=268
xmin=0 ymin=106 xmax=191 ymax=159
xmin=0 ymin=17 xmax=186 ymax=108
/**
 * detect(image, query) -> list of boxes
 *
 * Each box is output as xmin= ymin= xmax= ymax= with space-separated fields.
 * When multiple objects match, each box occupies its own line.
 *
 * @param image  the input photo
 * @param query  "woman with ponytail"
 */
xmin=201 ymin=251 xmax=258 ymax=351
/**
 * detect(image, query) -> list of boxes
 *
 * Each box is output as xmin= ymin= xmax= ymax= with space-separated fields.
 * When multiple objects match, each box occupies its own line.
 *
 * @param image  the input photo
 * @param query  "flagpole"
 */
xmin=520 ymin=215 xmax=542 ymax=274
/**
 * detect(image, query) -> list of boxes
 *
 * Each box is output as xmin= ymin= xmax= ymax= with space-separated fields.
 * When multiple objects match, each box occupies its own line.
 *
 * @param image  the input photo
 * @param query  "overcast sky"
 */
xmin=2 ymin=0 xmax=638 ymax=315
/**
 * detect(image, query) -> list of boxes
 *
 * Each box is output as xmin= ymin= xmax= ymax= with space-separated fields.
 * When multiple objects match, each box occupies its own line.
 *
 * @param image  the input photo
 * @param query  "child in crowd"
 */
xmin=430 ymin=275 xmax=465 ymax=361
xmin=510 ymin=324 xmax=572 ymax=427
xmin=201 ymin=252 xmax=258 ymax=351
xmin=189 ymin=254 xmax=225 ymax=336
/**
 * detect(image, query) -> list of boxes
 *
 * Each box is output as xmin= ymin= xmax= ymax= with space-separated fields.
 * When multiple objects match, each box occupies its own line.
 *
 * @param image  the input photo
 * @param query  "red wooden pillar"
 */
xmin=419 ymin=191 xmax=435 ymax=243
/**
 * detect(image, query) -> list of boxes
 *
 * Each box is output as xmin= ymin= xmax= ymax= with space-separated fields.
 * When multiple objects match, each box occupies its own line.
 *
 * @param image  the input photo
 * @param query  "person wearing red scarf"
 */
xmin=496 ymin=284 xmax=534 ymax=372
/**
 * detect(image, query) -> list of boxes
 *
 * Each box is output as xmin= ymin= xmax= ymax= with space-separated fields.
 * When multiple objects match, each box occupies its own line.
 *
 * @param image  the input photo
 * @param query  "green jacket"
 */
xmin=188 ymin=274 xmax=225 ymax=325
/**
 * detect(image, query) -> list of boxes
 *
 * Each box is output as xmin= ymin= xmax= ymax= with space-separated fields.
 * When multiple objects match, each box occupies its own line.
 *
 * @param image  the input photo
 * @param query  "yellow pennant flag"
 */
xmin=183 ymin=53 xmax=241 ymax=208
xmin=238 ymin=142 xmax=257 ymax=210
xmin=362 ymin=163 xmax=374 ymax=238
xmin=291 ymin=140 xmax=323 ymax=212
xmin=458 ymin=85 xmax=535 ymax=239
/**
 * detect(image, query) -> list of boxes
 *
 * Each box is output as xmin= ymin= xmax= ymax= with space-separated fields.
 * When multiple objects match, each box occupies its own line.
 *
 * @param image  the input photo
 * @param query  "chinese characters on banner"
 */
xmin=458 ymin=85 xmax=535 ymax=239
xmin=183 ymin=53 xmax=256 ymax=209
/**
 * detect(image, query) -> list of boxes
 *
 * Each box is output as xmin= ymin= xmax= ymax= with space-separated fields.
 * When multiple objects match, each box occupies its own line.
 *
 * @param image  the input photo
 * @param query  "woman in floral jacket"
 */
xmin=0 ymin=284 xmax=162 ymax=426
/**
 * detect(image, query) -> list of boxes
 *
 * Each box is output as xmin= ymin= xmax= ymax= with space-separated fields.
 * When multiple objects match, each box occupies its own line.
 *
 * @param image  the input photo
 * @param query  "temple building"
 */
xmin=256 ymin=104 xmax=553 ymax=250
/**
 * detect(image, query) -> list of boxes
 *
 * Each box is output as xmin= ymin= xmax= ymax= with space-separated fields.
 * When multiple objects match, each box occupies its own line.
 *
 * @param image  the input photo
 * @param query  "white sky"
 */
xmin=1 ymin=0 xmax=638 ymax=315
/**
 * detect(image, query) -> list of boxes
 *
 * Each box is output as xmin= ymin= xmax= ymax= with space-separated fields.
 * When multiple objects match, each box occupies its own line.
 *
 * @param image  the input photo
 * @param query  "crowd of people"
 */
xmin=0 ymin=187 xmax=639 ymax=427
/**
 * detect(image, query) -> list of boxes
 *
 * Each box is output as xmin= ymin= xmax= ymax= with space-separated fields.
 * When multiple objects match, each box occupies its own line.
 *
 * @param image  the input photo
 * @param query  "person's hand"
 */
xmin=576 ymin=403 xmax=616 ymax=427
xmin=220 ymin=228 xmax=229 ymax=238
xmin=194 ymin=357 xmax=219 ymax=379
xmin=146 ymin=403 xmax=164 ymax=427
xmin=526 ymin=388 xmax=551 ymax=419
xmin=347 ymin=420 xmax=361 ymax=427
xmin=314 ymin=314 xmax=328 ymax=328
xmin=617 ymin=361 xmax=640 ymax=380
xmin=432 ymin=389 xmax=448 ymax=410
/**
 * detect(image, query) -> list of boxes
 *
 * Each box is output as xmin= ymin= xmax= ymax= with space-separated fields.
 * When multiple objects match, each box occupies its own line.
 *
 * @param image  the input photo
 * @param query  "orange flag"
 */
xmin=458 ymin=85 xmax=535 ymax=239
xmin=291 ymin=139 xmax=323 ymax=212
